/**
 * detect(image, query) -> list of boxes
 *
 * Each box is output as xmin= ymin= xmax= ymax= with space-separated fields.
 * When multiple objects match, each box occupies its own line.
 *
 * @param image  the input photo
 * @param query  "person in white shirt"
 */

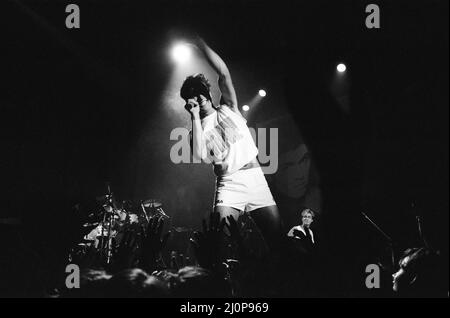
xmin=180 ymin=36 xmax=282 ymax=250
xmin=287 ymin=208 xmax=315 ymax=247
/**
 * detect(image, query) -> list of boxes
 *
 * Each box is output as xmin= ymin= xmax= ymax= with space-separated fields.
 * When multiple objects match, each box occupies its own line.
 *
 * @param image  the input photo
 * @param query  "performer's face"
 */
xmin=197 ymin=94 xmax=211 ymax=108
xmin=187 ymin=94 xmax=212 ymax=109
xmin=302 ymin=212 xmax=313 ymax=227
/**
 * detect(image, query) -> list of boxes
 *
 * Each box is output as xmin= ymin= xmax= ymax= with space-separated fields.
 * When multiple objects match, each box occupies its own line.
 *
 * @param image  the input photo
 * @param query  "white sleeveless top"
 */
xmin=200 ymin=105 xmax=258 ymax=176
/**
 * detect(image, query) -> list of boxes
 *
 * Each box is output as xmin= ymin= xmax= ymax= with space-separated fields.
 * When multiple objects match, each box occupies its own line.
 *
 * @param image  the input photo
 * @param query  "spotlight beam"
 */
xmin=337 ymin=63 xmax=347 ymax=73
xmin=172 ymin=43 xmax=192 ymax=64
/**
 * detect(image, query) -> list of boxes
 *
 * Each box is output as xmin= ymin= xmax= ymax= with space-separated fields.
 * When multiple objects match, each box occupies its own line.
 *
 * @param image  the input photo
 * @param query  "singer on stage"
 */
xmin=180 ymin=36 xmax=282 ymax=250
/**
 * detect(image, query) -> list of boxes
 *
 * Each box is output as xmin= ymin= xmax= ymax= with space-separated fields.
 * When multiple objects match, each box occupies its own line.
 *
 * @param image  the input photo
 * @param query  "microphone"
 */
xmin=416 ymin=215 xmax=429 ymax=249
xmin=185 ymin=101 xmax=196 ymax=111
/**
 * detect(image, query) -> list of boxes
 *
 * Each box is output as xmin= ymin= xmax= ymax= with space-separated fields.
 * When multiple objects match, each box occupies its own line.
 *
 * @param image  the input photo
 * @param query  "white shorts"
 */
xmin=214 ymin=167 xmax=276 ymax=213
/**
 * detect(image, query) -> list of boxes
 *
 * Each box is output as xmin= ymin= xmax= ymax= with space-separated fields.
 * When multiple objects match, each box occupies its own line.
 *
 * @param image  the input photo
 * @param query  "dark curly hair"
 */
xmin=180 ymin=73 xmax=213 ymax=102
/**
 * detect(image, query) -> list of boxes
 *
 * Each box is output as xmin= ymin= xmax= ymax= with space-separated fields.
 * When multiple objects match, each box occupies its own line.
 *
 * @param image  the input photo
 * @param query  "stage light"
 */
xmin=258 ymin=89 xmax=266 ymax=97
xmin=242 ymin=105 xmax=250 ymax=112
xmin=172 ymin=43 xmax=192 ymax=63
xmin=337 ymin=63 xmax=347 ymax=73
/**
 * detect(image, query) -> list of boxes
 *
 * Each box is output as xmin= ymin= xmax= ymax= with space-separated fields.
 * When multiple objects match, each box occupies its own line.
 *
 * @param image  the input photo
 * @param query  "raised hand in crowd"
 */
xmin=113 ymin=230 xmax=139 ymax=272
xmin=190 ymin=212 xmax=226 ymax=270
xmin=140 ymin=216 xmax=170 ymax=273
xmin=224 ymin=215 xmax=248 ymax=260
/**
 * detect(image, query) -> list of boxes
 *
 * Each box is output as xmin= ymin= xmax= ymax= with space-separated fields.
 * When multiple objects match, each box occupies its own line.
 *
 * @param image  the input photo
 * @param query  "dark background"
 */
xmin=1 ymin=0 xmax=448 ymax=296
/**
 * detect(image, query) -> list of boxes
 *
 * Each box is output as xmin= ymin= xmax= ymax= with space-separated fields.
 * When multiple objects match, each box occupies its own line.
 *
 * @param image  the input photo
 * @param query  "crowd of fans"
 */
xmin=59 ymin=213 xmax=327 ymax=298
xmin=0 ymin=209 xmax=447 ymax=298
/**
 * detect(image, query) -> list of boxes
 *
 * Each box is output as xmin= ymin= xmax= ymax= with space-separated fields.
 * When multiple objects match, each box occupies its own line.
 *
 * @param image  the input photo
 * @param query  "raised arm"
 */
xmin=195 ymin=38 xmax=240 ymax=114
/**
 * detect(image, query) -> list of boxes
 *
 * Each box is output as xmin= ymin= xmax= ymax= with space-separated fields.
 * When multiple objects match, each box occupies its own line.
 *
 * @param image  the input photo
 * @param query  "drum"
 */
xmin=129 ymin=214 xmax=139 ymax=224
xmin=85 ymin=223 xmax=117 ymax=247
xmin=85 ymin=224 xmax=103 ymax=241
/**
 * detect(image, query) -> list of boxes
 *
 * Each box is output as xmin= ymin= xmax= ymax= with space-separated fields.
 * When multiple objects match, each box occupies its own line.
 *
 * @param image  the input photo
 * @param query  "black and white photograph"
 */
xmin=0 ymin=0 xmax=448 ymax=301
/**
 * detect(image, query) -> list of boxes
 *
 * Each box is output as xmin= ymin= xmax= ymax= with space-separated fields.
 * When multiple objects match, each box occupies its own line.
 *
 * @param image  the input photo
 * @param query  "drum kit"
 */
xmin=72 ymin=186 xmax=170 ymax=265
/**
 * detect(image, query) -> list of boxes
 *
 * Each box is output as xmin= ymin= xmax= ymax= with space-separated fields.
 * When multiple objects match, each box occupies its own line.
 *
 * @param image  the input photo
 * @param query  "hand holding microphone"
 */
xmin=185 ymin=99 xmax=200 ymax=119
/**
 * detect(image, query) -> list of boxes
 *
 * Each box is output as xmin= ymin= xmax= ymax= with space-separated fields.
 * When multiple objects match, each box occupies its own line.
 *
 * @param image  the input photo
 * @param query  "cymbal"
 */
xmin=142 ymin=199 xmax=162 ymax=208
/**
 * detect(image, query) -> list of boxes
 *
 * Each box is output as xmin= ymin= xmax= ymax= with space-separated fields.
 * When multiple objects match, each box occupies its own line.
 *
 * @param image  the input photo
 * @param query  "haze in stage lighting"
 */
xmin=258 ymin=89 xmax=267 ymax=97
xmin=172 ymin=43 xmax=192 ymax=63
xmin=242 ymin=105 xmax=250 ymax=112
xmin=337 ymin=63 xmax=347 ymax=73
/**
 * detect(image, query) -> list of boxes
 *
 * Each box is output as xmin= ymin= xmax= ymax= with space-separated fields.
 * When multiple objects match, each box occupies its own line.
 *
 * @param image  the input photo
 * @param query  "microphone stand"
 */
xmin=361 ymin=212 xmax=396 ymax=270
xmin=416 ymin=216 xmax=429 ymax=249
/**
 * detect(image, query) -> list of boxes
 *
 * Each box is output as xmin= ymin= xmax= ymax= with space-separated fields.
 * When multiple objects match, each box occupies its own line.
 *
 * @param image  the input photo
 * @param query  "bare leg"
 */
xmin=249 ymin=205 xmax=282 ymax=251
